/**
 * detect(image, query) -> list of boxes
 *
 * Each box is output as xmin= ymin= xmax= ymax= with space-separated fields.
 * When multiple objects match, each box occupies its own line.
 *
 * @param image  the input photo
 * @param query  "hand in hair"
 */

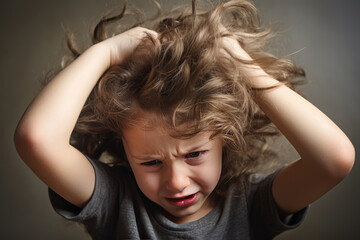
xmin=101 ymin=27 xmax=158 ymax=66
xmin=221 ymin=28 xmax=354 ymax=219
xmin=220 ymin=34 xmax=280 ymax=89
xmin=14 ymin=26 xmax=157 ymax=208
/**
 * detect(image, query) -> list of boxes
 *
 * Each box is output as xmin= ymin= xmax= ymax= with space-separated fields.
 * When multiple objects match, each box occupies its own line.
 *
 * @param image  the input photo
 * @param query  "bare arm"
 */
xmin=222 ymin=37 xmax=355 ymax=217
xmin=14 ymin=27 xmax=157 ymax=208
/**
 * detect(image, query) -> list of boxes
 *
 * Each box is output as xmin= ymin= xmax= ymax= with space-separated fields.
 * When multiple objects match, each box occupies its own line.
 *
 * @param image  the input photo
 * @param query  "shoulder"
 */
xmin=221 ymin=168 xmax=285 ymax=224
xmin=241 ymin=167 xmax=309 ymax=238
xmin=219 ymin=169 xmax=281 ymax=216
xmin=88 ymin=156 xmax=132 ymax=181
xmin=233 ymin=168 xmax=282 ymax=199
xmin=49 ymin=156 xmax=134 ymax=217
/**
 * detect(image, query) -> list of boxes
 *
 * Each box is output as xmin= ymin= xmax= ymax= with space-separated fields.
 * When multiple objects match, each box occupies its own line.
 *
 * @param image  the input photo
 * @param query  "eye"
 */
xmin=185 ymin=151 xmax=205 ymax=159
xmin=141 ymin=160 xmax=162 ymax=166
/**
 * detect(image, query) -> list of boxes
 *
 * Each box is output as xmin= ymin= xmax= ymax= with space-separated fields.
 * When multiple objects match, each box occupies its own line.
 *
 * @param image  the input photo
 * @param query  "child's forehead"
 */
xmin=122 ymin=122 xmax=216 ymax=153
xmin=130 ymin=109 xmax=168 ymax=129
xmin=125 ymin=108 xmax=213 ymax=142
xmin=129 ymin=107 xmax=187 ymax=132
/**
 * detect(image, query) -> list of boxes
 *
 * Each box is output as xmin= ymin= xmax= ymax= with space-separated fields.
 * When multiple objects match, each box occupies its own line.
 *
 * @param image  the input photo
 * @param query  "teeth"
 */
xmin=180 ymin=194 xmax=193 ymax=199
xmin=170 ymin=194 xmax=193 ymax=200
xmin=184 ymin=194 xmax=194 ymax=199
xmin=167 ymin=193 xmax=197 ymax=200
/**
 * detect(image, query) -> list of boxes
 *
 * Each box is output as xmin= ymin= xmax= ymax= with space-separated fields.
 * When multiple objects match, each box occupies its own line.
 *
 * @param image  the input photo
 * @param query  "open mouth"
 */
xmin=166 ymin=193 xmax=198 ymax=207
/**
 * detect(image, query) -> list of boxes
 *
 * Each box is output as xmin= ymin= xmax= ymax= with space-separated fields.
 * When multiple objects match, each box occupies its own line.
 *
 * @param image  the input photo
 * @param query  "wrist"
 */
xmin=222 ymin=37 xmax=279 ymax=88
xmin=88 ymin=42 xmax=111 ymax=70
xmin=242 ymin=65 xmax=279 ymax=89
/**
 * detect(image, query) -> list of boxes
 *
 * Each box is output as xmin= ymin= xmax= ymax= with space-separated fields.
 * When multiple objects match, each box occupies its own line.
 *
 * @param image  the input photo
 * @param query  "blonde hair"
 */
xmin=60 ymin=0 xmax=305 ymax=195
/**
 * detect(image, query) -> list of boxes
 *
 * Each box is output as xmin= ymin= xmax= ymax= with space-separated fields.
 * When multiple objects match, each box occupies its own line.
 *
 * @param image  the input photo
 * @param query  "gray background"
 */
xmin=1 ymin=0 xmax=359 ymax=239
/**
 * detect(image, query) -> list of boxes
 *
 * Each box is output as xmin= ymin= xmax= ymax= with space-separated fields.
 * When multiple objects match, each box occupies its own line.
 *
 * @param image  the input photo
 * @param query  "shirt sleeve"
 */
xmin=48 ymin=156 xmax=122 ymax=238
xmin=248 ymin=169 xmax=309 ymax=240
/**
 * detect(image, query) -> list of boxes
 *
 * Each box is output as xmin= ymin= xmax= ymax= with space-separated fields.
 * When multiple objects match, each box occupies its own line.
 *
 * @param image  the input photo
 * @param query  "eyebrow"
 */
xmin=182 ymin=141 xmax=211 ymax=154
xmin=130 ymin=139 xmax=212 ymax=161
xmin=131 ymin=154 xmax=161 ymax=161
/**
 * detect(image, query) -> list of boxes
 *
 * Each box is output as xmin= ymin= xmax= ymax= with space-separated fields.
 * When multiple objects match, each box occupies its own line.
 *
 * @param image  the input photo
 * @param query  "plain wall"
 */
xmin=1 ymin=0 xmax=359 ymax=239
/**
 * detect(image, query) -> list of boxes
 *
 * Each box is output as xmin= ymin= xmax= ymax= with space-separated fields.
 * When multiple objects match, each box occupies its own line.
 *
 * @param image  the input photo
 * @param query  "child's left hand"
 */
xmin=220 ymin=34 xmax=279 ymax=89
xmin=220 ymin=28 xmax=355 ymax=219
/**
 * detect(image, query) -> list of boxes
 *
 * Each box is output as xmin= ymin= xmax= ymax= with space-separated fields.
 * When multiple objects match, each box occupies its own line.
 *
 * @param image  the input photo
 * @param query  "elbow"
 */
xmin=14 ymin=118 xmax=70 ymax=163
xmin=14 ymin=123 xmax=34 ymax=158
xmin=329 ymin=138 xmax=355 ymax=181
xmin=14 ymin=121 xmax=47 ymax=160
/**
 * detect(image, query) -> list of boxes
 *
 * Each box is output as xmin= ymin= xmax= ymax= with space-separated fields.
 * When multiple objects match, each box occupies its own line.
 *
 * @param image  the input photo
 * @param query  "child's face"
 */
xmin=122 ymin=117 xmax=223 ymax=224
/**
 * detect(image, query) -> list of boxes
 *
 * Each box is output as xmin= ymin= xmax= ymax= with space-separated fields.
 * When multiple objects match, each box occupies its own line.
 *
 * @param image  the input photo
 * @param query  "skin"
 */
xmin=14 ymin=26 xmax=355 ymax=226
xmin=122 ymin=118 xmax=223 ymax=224
xmin=221 ymin=36 xmax=355 ymax=217
xmin=14 ymin=27 xmax=157 ymax=207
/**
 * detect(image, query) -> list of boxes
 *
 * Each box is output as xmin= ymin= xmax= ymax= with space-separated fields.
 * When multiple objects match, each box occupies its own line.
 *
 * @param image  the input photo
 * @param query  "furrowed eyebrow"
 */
xmin=178 ymin=140 xmax=212 ymax=155
xmin=131 ymin=155 xmax=162 ymax=161
xmin=130 ymin=138 xmax=213 ymax=160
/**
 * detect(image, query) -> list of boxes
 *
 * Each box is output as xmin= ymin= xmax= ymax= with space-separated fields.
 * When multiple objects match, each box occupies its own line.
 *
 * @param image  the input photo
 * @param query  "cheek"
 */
xmin=133 ymin=170 xmax=161 ymax=201
xmin=206 ymin=161 xmax=222 ymax=188
xmin=207 ymin=146 xmax=223 ymax=182
xmin=193 ymin=152 xmax=222 ymax=192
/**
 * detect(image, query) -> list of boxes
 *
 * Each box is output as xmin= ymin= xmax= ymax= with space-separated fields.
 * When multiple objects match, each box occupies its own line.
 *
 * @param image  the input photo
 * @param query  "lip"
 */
xmin=166 ymin=193 xmax=198 ymax=207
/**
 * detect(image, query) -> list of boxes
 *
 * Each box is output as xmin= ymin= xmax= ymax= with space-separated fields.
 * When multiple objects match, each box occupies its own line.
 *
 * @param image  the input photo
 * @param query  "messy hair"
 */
xmin=60 ymin=0 xmax=305 ymax=195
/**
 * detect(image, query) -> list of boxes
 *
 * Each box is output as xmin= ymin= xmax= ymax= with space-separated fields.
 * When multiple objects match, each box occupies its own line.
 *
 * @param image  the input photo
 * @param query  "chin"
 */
xmin=162 ymin=201 xmax=206 ymax=224
xmin=166 ymin=209 xmax=200 ymax=224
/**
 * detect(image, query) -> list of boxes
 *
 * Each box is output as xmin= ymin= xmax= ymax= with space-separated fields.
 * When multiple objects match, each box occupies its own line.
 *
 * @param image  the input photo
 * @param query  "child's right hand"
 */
xmin=100 ymin=27 xmax=158 ymax=66
xmin=14 ymin=26 xmax=157 ymax=209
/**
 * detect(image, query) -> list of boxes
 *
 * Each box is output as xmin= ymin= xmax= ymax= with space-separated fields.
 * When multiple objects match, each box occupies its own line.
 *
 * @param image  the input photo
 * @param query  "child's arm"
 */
xmin=14 ymin=27 xmax=157 ymax=208
xmin=223 ymin=37 xmax=355 ymax=218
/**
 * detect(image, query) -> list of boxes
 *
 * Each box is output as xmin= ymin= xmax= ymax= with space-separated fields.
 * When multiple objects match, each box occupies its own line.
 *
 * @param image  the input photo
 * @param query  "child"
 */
xmin=14 ymin=0 xmax=355 ymax=239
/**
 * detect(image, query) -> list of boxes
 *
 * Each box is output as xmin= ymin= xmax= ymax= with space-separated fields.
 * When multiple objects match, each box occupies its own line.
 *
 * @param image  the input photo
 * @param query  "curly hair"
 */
xmin=58 ymin=0 xmax=305 ymax=196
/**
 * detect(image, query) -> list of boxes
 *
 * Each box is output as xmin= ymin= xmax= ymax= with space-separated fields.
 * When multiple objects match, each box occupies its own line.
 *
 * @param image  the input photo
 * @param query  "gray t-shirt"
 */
xmin=49 ymin=157 xmax=308 ymax=239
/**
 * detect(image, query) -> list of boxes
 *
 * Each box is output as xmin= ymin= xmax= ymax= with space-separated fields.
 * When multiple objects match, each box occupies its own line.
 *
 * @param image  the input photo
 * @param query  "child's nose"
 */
xmin=164 ymin=163 xmax=190 ymax=193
